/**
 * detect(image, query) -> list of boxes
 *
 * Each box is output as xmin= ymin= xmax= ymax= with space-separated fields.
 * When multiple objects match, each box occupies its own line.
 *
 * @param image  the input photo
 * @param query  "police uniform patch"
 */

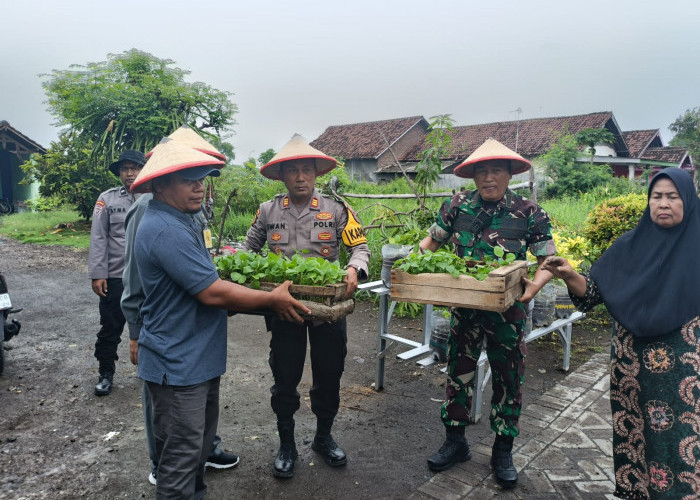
xmin=319 ymin=246 xmax=331 ymax=256
xmin=94 ymin=200 xmax=105 ymax=217
xmin=271 ymin=232 xmax=282 ymax=241
xmin=310 ymin=197 xmax=319 ymax=209
xmin=316 ymin=211 xmax=333 ymax=220
xmin=318 ymin=232 xmax=332 ymax=241
xmin=282 ymin=196 xmax=290 ymax=208
xmin=341 ymin=207 xmax=368 ymax=247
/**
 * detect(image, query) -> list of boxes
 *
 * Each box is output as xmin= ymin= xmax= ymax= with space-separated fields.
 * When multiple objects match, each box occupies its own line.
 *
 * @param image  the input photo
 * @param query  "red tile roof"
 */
xmin=310 ymin=116 xmax=427 ymax=159
xmin=640 ymin=147 xmax=688 ymax=164
xmin=400 ymin=112 xmax=620 ymax=162
xmin=621 ymin=129 xmax=662 ymax=158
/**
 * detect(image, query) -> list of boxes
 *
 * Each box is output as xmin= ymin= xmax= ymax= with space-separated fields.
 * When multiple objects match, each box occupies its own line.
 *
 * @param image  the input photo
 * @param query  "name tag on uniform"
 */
xmin=203 ymin=228 xmax=213 ymax=249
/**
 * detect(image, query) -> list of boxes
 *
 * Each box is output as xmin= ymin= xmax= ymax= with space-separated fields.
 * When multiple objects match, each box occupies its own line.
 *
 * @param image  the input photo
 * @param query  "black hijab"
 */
xmin=590 ymin=167 xmax=700 ymax=337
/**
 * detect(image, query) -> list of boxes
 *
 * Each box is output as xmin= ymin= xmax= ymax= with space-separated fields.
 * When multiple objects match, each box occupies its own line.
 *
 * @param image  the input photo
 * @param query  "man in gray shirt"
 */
xmin=88 ymin=149 xmax=144 ymax=396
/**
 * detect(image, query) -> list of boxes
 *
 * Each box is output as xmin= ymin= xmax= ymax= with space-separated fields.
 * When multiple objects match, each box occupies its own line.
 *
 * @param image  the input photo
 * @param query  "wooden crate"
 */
xmin=390 ymin=260 xmax=528 ymax=312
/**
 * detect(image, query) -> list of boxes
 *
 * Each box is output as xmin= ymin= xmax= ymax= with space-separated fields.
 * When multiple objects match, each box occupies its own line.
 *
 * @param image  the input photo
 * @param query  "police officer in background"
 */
xmin=88 ymin=149 xmax=145 ymax=396
xmin=420 ymin=138 xmax=555 ymax=488
xmin=243 ymin=134 xmax=370 ymax=478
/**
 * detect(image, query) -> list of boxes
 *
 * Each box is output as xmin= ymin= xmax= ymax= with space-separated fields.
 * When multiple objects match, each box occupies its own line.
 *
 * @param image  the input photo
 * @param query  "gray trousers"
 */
xmin=147 ymin=377 xmax=220 ymax=500
xmin=142 ymin=382 xmax=222 ymax=475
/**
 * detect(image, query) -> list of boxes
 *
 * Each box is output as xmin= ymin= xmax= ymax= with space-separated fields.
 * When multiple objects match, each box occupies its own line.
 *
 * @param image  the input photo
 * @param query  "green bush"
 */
xmin=583 ymin=193 xmax=647 ymax=258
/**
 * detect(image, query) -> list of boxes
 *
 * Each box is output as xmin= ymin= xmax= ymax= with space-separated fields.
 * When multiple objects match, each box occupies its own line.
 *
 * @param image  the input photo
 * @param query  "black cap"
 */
xmin=108 ymin=149 xmax=146 ymax=176
xmin=177 ymin=165 xmax=222 ymax=180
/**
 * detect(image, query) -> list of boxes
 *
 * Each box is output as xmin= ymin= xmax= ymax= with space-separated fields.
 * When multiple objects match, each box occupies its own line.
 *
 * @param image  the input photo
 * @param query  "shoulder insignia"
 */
xmin=282 ymin=196 xmax=290 ymax=208
xmin=316 ymin=211 xmax=333 ymax=220
xmin=251 ymin=209 xmax=260 ymax=226
xmin=310 ymin=197 xmax=319 ymax=209
xmin=341 ymin=206 xmax=368 ymax=247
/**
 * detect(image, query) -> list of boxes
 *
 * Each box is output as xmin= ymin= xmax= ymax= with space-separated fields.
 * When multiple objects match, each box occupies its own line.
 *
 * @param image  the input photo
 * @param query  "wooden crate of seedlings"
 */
xmin=390 ymin=260 xmax=528 ymax=313
xmin=214 ymin=252 xmax=354 ymax=322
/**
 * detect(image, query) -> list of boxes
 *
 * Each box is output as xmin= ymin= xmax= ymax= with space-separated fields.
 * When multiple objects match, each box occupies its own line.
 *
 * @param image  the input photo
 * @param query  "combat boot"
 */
xmin=491 ymin=434 xmax=518 ymax=488
xmin=273 ymin=417 xmax=297 ymax=478
xmin=427 ymin=425 xmax=471 ymax=471
xmin=311 ymin=418 xmax=347 ymax=467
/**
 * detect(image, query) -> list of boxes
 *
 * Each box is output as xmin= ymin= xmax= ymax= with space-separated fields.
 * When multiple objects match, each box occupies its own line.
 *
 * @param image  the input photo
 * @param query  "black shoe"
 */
xmin=273 ymin=442 xmax=298 ymax=478
xmin=491 ymin=436 xmax=518 ymax=488
xmin=427 ymin=434 xmax=471 ymax=472
xmin=311 ymin=434 xmax=347 ymax=467
xmin=205 ymin=447 xmax=240 ymax=469
xmin=94 ymin=374 xmax=113 ymax=396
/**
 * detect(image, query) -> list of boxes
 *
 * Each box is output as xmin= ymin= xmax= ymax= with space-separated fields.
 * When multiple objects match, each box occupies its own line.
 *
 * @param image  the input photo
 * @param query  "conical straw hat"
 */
xmin=145 ymin=125 xmax=226 ymax=161
xmin=131 ymin=138 xmax=225 ymax=193
xmin=260 ymin=133 xmax=336 ymax=180
xmin=453 ymin=138 xmax=531 ymax=178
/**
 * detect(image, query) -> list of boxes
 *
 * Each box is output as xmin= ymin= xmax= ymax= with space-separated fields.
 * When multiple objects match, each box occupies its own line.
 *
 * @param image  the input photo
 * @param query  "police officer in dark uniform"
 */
xmin=420 ymin=139 xmax=556 ymax=488
xmin=88 ymin=149 xmax=145 ymax=396
xmin=243 ymin=134 xmax=370 ymax=478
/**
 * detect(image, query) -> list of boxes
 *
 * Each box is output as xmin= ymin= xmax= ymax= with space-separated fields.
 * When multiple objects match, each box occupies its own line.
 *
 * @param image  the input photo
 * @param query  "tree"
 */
xmin=23 ymin=49 xmax=237 ymax=219
xmin=540 ymin=130 xmax=613 ymax=198
xmin=669 ymin=108 xmax=700 ymax=163
xmin=257 ymin=148 xmax=276 ymax=166
xmin=21 ymin=133 xmax=113 ymax=220
xmin=415 ymin=114 xmax=455 ymax=203
xmin=574 ymin=128 xmax=616 ymax=163
xmin=43 ymin=49 xmax=237 ymax=164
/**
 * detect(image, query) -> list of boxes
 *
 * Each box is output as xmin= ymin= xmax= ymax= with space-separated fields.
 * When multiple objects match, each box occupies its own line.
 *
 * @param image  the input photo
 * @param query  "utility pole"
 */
xmin=510 ymin=107 xmax=522 ymax=153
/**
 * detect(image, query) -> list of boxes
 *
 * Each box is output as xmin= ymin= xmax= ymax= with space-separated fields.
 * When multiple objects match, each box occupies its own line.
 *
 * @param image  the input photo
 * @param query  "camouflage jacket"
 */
xmin=427 ymin=189 xmax=556 ymax=261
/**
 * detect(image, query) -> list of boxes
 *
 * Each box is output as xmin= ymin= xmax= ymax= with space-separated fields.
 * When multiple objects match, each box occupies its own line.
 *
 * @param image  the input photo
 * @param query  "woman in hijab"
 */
xmin=541 ymin=167 xmax=700 ymax=500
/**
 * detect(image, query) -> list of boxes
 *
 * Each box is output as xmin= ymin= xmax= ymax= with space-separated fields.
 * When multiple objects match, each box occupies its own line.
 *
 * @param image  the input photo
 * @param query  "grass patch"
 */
xmin=0 ymin=209 xmax=91 ymax=248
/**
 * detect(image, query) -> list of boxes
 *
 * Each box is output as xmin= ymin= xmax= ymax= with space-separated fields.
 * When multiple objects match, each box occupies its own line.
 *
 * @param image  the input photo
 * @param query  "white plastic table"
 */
xmin=357 ymin=279 xmax=586 ymax=423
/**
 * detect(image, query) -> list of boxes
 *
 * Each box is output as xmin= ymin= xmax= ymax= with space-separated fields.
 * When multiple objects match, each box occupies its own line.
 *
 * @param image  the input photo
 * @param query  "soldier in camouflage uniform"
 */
xmin=243 ymin=134 xmax=370 ymax=479
xmin=419 ymin=139 xmax=556 ymax=488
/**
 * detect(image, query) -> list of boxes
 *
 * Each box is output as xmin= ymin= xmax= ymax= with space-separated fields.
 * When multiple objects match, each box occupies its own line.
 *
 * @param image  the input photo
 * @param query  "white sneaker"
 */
xmin=148 ymin=472 xmax=157 ymax=486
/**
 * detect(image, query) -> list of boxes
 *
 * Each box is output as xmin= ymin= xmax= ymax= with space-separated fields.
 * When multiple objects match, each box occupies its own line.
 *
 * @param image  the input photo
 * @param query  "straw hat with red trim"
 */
xmin=453 ymin=138 xmax=531 ymax=178
xmin=260 ymin=133 xmax=336 ymax=180
xmin=130 ymin=138 xmax=225 ymax=193
xmin=145 ymin=125 xmax=226 ymax=161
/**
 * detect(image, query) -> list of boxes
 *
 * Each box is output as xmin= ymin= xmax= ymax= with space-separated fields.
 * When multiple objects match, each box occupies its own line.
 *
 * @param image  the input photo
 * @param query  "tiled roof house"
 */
xmin=311 ymin=116 xmax=429 ymax=182
xmin=311 ymin=112 xmax=694 ymax=184
xmin=0 ymin=121 xmax=46 ymax=211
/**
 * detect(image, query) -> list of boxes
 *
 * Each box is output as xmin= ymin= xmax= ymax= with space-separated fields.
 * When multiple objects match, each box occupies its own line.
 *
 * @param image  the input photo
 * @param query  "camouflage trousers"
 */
xmin=441 ymin=303 xmax=527 ymax=437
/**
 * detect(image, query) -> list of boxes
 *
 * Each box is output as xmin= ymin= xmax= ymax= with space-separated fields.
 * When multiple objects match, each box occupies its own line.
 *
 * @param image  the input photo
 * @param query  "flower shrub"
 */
xmin=583 ymin=193 xmax=647 ymax=259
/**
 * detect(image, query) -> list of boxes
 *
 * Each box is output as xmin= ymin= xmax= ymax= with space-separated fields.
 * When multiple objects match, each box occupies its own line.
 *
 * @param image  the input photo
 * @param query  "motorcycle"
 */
xmin=0 ymin=272 xmax=22 ymax=376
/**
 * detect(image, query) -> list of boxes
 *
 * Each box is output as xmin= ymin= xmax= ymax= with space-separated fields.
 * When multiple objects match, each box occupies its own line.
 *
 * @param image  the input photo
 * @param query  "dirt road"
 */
xmin=0 ymin=237 xmax=605 ymax=499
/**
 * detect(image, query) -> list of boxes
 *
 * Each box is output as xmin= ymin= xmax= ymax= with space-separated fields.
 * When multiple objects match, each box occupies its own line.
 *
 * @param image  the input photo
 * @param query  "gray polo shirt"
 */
xmin=134 ymin=199 xmax=226 ymax=386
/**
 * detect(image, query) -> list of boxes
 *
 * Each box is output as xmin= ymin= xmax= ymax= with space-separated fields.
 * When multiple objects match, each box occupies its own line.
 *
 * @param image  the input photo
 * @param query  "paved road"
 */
xmin=410 ymin=352 xmax=618 ymax=499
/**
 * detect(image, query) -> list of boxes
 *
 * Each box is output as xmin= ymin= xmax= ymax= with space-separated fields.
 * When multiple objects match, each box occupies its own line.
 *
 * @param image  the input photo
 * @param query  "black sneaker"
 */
xmin=205 ymin=447 xmax=240 ymax=469
xmin=148 ymin=472 xmax=156 ymax=485
xmin=94 ymin=374 xmax=113 ymax=396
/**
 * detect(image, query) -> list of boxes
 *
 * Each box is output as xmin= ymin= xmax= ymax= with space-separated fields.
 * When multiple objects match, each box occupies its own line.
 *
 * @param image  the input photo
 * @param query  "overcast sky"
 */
xmin=3 ymin=0 xmax=699 ymax=162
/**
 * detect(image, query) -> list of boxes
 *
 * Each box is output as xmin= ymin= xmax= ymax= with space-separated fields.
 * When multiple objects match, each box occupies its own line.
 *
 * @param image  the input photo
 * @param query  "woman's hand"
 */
xmin=540 ymin=256 xmax=575 ymax=279
xmin=540 ymin=256 xmax=587 ymax=298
